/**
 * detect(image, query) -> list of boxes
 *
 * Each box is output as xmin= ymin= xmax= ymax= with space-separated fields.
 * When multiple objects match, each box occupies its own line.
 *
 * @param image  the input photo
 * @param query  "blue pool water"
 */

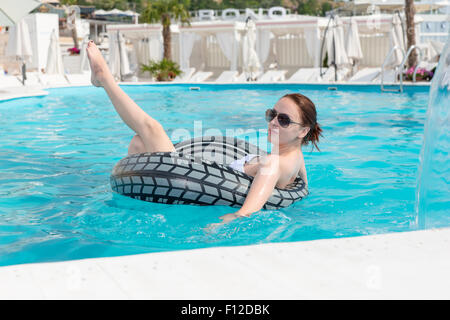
xmin=0 ymin=83 xmax=435 ymax=266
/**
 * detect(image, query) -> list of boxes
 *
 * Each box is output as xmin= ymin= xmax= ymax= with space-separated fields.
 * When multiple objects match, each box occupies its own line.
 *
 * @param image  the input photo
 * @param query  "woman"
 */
xmin=86 ymin=40 xmax=322 ymax=224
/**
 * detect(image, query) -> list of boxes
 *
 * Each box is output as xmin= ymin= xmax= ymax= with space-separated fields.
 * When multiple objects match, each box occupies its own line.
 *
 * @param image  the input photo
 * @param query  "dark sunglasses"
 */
xmin=265 ymin=108 xmax=304 ymax=128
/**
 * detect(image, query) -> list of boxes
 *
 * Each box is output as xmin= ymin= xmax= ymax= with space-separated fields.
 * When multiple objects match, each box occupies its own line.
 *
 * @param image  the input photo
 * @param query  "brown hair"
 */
xmin=282 ymin=93 xmax=323 ymax=152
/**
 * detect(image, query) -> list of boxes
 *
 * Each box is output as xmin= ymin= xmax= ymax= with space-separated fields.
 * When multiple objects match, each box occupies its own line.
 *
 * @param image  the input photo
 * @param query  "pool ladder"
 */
xmin=381 ymin=45 xmax=423 ymax=93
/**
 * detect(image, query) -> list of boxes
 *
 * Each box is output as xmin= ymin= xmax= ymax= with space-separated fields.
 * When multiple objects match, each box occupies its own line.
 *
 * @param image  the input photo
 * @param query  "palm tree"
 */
xmin=404 ymin=0 xmax=417 ymax=68
xmin=140 ymin=0 xmax=191 ymax=61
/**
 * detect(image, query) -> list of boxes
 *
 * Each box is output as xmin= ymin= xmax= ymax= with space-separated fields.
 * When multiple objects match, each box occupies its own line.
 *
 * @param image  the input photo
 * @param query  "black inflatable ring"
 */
xmin=110 ymin=136 xmax=308 ymax=209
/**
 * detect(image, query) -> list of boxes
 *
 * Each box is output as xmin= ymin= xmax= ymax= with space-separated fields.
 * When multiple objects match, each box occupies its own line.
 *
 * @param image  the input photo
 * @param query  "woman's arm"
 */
xmin=207 ymin=156 xmax=281 ymax=228
xmin=235 ymin=155 xmax=280 ymax=217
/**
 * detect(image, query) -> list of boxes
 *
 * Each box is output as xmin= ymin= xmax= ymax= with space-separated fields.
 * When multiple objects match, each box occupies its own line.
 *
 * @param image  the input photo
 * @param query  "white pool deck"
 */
xmin=2 ymin=81 xmax=447 ymax=300
xmin=1 ymin=228 xmax=449 ymax=299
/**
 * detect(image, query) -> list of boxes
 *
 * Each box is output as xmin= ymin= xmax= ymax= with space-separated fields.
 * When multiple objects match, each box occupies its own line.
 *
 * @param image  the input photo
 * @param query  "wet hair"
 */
xmin=281 ymin=93 xmax=323 ymax=152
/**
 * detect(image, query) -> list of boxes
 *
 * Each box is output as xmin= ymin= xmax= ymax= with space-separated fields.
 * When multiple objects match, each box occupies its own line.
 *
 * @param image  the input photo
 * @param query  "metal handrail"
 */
xmin=381 ymin=45 xmax=405 ymax=92
xmin=399 ymin=45 xmax=423 ymax=92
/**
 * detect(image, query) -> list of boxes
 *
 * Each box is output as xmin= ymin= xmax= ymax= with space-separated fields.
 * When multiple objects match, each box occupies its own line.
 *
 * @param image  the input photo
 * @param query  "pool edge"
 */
xmin=1 ymin=227 xmax=449 ymax=299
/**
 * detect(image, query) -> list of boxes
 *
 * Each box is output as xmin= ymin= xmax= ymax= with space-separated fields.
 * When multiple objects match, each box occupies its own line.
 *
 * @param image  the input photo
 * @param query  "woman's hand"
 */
xmin=205 ymin=155 xmax=280 ymax=232
xmin=204 ymin=212 xmax=247 ymax=232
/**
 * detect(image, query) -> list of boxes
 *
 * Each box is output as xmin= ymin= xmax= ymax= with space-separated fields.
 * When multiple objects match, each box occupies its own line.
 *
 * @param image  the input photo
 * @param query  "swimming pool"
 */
xmin=0 ymin=83 xmax=436 ymax=266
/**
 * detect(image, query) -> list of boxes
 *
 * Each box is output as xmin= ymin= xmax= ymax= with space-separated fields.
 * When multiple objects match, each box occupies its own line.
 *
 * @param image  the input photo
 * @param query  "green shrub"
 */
xmin=141 ymin=58 xmax=182 ymax=81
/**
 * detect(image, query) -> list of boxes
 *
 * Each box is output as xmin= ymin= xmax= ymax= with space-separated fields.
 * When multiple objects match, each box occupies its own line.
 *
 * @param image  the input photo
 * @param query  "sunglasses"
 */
xmin=265 ymin=108 xmax=304 ymax=128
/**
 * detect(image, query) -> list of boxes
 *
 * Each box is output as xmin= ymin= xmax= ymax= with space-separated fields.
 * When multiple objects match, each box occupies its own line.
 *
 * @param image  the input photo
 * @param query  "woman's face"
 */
xmin=267 ymin=97 xmax=310 ymax=146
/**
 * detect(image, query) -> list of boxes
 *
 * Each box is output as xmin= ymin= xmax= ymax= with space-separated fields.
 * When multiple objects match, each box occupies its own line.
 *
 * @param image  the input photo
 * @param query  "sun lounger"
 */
xmin=417 ymin=61 xmax=438 ymax=71
xmin=189 ymin=71 xmax=213 ymax=82
xmin=173 ymin=68 xmax=196 ymax=82
xmin=66 ymin=73 xmax=92 ymax=86
xmin=286 ymin=68 xmax=328 ymax=83
xmin=24 ymin=72 xmax=44 ymax=87
xmin=39 ymin=74 xmax=70 ymax=88
xmin=234 ymin=73 xmax=247 ymax=82
xmin=0 ymin=75 xmax=24 ymax=88
xmin=373 ymin=68 xmax=399 ymax=84
xmin=215 ymin=71 xmax=239 ymax=82
xmin=348 ymin=68 xmax=381 ymax=82
xmin=257 ymin=70 xmax=287 ymax=82
xmin=320 ymin=67 xmax=351 ymax=82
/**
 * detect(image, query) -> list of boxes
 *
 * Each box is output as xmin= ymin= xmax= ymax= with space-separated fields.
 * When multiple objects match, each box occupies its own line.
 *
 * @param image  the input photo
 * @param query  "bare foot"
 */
xmin=86 ymin=40 xmax=111 ymax=87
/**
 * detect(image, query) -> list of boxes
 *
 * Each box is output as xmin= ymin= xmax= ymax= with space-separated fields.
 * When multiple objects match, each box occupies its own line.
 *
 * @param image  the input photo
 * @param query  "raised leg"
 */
xmin=86 ymin=40 xmax=175 ymax=153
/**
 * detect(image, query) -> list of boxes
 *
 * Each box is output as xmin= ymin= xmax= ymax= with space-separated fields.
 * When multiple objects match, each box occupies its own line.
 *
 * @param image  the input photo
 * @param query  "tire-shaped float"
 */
xmin=110 ymin=136 xmax=308 ymax=209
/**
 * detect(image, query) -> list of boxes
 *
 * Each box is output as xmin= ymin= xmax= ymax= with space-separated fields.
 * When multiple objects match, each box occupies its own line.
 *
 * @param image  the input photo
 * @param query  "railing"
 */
xmin=380 ymin=45 xmax=405 ymax=92
xmin=399 ymin=45 xmax=423 ymax=93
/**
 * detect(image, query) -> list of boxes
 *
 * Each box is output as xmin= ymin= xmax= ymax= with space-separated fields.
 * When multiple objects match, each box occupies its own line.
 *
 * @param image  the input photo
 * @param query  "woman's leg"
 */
xmin=86 ymin=40 xmax=175 ymax=153
xmin=128 ymin=135 xmax=146 ymax=155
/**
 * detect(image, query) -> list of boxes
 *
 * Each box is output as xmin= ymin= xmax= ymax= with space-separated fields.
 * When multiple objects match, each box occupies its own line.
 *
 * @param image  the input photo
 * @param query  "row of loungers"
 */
xmin=0 ymin=72 xmax=91 ymax=88
xmin=166 ymin=63 xmax=437 ymax=83
xmin=1 ymin=62 xmax=437 ymax=89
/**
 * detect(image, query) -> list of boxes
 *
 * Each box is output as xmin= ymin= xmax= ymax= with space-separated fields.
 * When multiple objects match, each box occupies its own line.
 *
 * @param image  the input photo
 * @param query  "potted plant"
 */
xmin=141 ymin=58 xmax=182 ymax=81
xmin=67 ymin=47 xmax=80 ymax=55
xmin=404 ymin=66 xmax=434 ymax=81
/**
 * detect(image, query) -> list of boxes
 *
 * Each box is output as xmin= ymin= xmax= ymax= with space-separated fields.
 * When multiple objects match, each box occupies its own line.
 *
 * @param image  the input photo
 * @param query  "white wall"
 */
xmin=24 ymin=13 xmax=59 ymax=71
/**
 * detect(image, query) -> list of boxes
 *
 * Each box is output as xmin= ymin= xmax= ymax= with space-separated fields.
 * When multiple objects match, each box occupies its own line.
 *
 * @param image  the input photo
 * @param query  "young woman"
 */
xmin=86 ymin=40 xmax=322 ymax=224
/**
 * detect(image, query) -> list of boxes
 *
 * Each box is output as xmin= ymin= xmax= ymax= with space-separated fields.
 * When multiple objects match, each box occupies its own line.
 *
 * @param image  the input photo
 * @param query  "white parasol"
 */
xmin=0 ymin=0 xmax=41 ymax=27
xmin=327 ymin=16 xmax=349 ymax=69
xmin=5 ymin=18 xmax=32 ymax=63
xmin=388 ymin=14 xmax=406 ymax=67
xmin=109 ymin=31 xmax=131 ymax=80
xmin=242 ymin=18 xmax=261 ymax=80
xmin=79 ymin=35 xmax=91 ymax=73
xmin=345 ymin=17 xmax=364 ymax=65
xmin=45 ymin=29 xmax=64 ymax=75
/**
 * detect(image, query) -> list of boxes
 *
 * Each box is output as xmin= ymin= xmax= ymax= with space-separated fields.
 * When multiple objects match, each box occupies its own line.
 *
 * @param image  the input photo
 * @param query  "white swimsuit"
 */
xmin=228 ymin=154 xmax=259 ymax=173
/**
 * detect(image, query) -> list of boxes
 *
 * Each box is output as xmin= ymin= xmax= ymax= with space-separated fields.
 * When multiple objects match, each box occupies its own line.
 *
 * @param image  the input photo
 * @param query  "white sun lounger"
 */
xmin=348 ymin=68 xmax=381 ymax=82
xmin=373 ymin=69 xmax=399 ymax=84
xmin=24 ymin=72 xmax=44 ymax=87
xmin=66 ymin=73 xmax=92 ymax=86
xmin=215 ymin=71 xmax=239 ymax=82
xmin=0 ymin=75 xmax=24 ymax=88
xmin=320 ymin=67 xmax=351 ymax=82
xmin=189 ymin=71 xmax=213 ymax=82
xmin=286 ymin=68 xmax=328 ymax=83
xmin=417 ymin=61 xmax=438 ymax=71
xmin=173 ymin=68 xmax=196 ymax=82
xmin=257 ymin=70 xmax=287 ymax=82
xmin=235 ymin=72 xmax=247 ymax=82
xmin=39 ymin=74 xmax=70 ymax=88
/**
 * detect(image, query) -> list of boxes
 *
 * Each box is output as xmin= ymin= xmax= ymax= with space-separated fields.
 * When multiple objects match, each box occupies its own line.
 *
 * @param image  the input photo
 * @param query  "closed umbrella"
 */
xmin=109 ymin=31 xmax=131 ymax=81
xmin=0 ymin=0 xmax=41 ymax=27
xmin=79 ymin=35 xmax=90 ymax=73
xmin=326 ymin=15 xmax=349 ymax=81
xmin=388 ymin=14 xmax=405 ymax=67
xmin=5 ymin=18 xmax=32 ymax=62
xmin=330 ymin=16 xmax=349 ymax=67
xmin=5 ymin=18 xmax=32 ymax=84
xmin=46 ymin=29 xmax=64 ymax=75
xmin=345 ymin=17 xmax=363 ymax=65
xmin=242 ymin=18 xmax=261 ymax=81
